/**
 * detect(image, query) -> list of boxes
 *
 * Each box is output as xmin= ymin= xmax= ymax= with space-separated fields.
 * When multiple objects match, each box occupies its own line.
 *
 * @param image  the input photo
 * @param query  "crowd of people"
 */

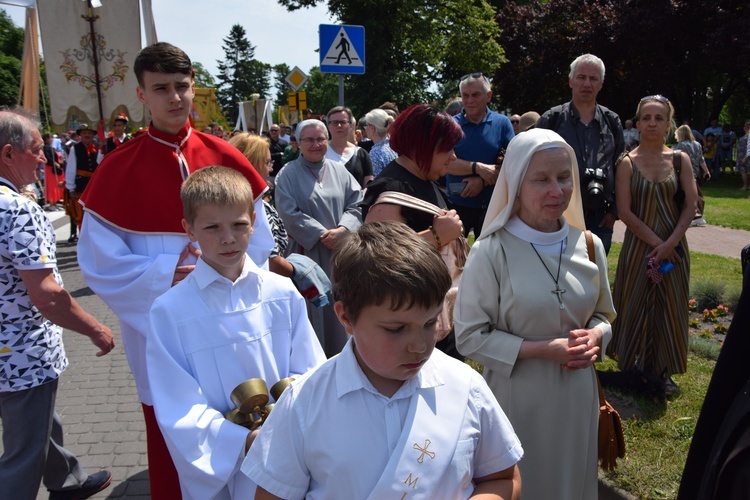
xmin=2 ymin=40 xmax=749 ymax=500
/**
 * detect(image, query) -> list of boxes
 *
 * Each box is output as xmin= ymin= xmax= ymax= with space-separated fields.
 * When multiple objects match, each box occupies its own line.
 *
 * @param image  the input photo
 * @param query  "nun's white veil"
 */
xmin=478 ymin=128 xmax=585 ymax=240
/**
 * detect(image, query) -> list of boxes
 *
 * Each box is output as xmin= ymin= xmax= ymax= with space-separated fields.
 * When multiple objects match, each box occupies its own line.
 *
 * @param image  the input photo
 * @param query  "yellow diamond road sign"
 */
xmin=285 ymin=66 xmax=308 ymax=91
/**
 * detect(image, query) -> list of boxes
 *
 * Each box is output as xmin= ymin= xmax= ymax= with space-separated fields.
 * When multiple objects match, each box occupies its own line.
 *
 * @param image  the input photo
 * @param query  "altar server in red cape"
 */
xmin=77 ymin=42 xmax=274 ymax=500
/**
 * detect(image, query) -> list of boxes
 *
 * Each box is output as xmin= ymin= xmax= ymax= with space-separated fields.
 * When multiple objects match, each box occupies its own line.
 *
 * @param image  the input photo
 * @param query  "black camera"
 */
xmin=584 ymin=167 xmax=608 ymax=211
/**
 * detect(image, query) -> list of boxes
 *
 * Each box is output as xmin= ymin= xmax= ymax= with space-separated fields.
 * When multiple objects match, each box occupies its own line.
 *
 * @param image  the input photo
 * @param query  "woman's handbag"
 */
xmin=585 ymin=230 xmax=626 ymax=470
xmin=673 ymin=152 xmax=706 ymax=215
xmin=370 ymin=191 xmax=469 ymax=341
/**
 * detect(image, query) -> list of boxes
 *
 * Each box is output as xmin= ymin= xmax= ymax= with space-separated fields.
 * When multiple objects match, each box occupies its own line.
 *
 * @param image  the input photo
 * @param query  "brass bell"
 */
xmin=270 ymin=377 xmax=295 ymax=401
xmin=230 ymin=378 xmax=269 ymax=415
xmin=224 ymin=408 xmax=253 ymax=428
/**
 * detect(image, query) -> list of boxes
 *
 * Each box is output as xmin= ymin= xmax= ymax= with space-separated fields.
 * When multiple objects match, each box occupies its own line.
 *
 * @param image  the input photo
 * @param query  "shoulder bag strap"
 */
xmin=584 ymin=229 xmax=595 ymax=264
xmin=584 ymin=228 xmax=608 ymax=406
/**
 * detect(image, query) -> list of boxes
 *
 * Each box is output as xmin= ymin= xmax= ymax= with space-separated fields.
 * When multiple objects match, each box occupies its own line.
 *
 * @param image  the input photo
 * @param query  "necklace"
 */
xmin=304 ymin=162 xmax=326 ymax=187
xmin=530 ymin=240 xmax=566 ymax=309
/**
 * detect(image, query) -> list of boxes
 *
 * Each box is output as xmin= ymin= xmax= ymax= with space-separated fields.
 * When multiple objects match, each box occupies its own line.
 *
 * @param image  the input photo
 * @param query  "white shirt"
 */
xmin=77 ymin=204 xmax=272 ymax=405
xmin=65 ymin=145 xmax=78 ymax=190
xmin=325 ymin=146 xmax=355 ymax=165
xmin=242 ymin=339 xmax=522 ymax=500
xmin=147 ymin=256 xmax=325 ymax=500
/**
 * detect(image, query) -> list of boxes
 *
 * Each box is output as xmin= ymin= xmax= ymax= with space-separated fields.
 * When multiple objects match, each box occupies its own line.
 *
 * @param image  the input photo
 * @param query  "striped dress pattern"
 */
xmin=607 ymin=160 xmax=690 ymax=377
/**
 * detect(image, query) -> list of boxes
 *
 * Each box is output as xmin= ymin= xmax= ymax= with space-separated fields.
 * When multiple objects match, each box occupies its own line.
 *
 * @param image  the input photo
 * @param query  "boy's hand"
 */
xmin=172 ymin=243 xmax=201 ymax=286
xmin=245 ymin=429 xmax=260 ymax=454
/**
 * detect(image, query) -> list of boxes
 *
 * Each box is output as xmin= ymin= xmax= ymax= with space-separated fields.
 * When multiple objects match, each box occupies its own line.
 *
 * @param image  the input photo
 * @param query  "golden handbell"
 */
xmin=228 ymin=377 xmax=295 ymax=429
xmin=270 ymin=377 xmax=295 ymax=402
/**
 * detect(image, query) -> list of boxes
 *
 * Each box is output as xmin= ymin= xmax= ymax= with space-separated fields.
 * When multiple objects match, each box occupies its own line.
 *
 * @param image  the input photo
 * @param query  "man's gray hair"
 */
xmin=459 ymin=74 xmax=491 ymax=94
xmin=0 ymin=107 xmax=41 ymax=151
xmin=569 ymin=54 xmax=605 ymax=81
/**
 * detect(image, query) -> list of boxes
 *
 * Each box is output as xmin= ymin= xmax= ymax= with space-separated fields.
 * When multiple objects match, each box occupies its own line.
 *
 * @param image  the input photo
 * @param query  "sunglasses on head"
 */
xmin=460 ymin=72 xmax=489 ymax=82
xmin=640 ymin=95 xmax=670 ymax=105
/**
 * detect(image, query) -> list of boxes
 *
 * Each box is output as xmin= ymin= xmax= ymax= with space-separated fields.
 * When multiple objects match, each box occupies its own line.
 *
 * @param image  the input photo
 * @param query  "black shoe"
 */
xmin=68 ymin=235 xmax=78 ymax=243
xmin=49 ymin=470 xmax=112 ymax=500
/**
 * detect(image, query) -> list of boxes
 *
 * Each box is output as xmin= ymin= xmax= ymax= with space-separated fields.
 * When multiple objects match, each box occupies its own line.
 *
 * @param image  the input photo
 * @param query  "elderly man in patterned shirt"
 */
xmin=0 ymin=107 xmax=115 ymax=500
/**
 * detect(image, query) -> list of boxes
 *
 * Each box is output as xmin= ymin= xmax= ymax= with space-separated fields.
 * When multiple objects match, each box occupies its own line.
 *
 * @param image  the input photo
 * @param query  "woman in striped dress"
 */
xmin=607 ymin=95 xmax=698 ymax=400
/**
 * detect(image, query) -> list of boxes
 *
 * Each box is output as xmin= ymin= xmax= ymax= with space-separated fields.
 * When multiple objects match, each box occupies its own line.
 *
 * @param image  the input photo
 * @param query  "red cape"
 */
xmin=81 ymin=124 xmax=268 ymax=234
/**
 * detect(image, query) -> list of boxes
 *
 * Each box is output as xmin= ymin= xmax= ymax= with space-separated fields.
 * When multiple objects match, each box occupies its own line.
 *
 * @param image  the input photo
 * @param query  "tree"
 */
xmin=272 ymin=63 xmax=291 ymax=106
xmin=278 ymin=0 xmax=504 ymax=116
xmin=215 ymin=24 xmax=272 ymax=120
xmin=0 ymin=10 xmax=24 ymax=108
xmin=304 ymin=66 xmax=339 ymax=117
xmin=494 ymin=0 xmax=750 ymax=128
xmin=192 ymin=61 xmax=216 ymax=88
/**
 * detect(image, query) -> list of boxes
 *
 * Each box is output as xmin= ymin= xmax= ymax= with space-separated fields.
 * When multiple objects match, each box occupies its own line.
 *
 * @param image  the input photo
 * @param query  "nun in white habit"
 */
xmin=455 ymin=128 xmax=616 ymax=500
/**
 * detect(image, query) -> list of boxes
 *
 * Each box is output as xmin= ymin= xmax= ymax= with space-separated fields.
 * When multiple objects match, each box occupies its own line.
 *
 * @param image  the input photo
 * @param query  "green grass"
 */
xmin=607 ymin=243 xmax=744 ymax=296
xmin=699 ymin=172 xmax=750 ymax=231
xmin=597 ymin=355 xmax=716 ymax=499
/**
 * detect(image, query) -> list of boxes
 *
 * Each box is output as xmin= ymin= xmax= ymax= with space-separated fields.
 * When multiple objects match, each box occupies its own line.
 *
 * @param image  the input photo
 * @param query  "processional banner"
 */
xmin=37 ymin=0 xmax=145 ymax=131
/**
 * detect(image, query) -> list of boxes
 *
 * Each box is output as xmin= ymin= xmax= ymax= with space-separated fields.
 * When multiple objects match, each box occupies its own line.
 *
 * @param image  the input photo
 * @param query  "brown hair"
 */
xmin=134 ymin=42 xmax=193 ymax=88
xmin=331 ymin=221 xmax=451 ymax=322
xmin=181 ymin=166 xmax=254 ymax=223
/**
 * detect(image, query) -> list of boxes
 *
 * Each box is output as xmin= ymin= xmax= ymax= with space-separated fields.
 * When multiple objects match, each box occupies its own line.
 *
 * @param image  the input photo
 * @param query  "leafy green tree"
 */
xmin=0 ymin=10 xmax=24 ymax=108
xmin=494 ymin=0 xmax=750 ymax=128
xmin=277 ymin=0 xmax=504 ymax=116
xmin=192 ymin=61 xmax=216 ymax=88
xmin=304 ymin=66 xmax=338 ymax=116
xmin=216 ymin=24 xmax=272 ymax=120
xmin=273 ymin=63 xmax=291 ymax=106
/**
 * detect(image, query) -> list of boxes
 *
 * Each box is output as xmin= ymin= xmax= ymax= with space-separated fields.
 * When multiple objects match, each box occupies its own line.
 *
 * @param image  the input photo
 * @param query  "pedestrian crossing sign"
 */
xmin=319 ymin=24 xmax=365 ymax=75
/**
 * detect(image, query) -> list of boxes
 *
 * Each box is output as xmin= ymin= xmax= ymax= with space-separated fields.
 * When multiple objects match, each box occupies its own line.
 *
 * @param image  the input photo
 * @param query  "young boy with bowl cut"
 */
xmin=243 ymin=220 xmax=523 ymax=499
xmin=146 ymin=166 xmax=325 ymax=500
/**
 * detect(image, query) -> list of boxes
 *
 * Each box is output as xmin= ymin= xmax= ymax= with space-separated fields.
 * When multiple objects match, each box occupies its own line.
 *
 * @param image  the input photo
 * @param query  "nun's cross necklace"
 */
xmin=530 ymin=240 xmax=565 ymax=309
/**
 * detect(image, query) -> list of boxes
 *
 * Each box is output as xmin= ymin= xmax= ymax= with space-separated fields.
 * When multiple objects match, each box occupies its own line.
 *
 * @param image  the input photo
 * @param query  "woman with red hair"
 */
xmin=361 ymin=103 xmax=465 ymax=358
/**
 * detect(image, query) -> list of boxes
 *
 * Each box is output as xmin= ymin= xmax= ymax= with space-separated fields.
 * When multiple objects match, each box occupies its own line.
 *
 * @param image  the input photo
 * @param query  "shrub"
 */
xmin=723 ymin=286 xmax=742 ymax=312
xmin=691 ymin=280 xmax=726 ymax=310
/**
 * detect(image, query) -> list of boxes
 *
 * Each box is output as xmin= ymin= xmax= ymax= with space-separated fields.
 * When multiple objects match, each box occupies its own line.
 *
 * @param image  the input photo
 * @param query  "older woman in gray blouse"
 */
xmin=274 ymin=119 xmax=363 ymax=357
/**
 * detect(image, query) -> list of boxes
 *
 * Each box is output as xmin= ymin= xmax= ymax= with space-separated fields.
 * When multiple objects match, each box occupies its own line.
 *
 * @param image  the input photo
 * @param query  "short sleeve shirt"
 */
xmin=0 ymin=183 xmax=67 ymax=392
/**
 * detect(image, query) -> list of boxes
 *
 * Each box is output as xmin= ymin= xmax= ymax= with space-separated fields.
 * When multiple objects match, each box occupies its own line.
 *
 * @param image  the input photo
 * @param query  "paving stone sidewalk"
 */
xmin=0 ymin=212 xmax=149 ymax=499
xmin=613 ymin=220 xmax=750 ymax=260
xmin=1 ymin=210 xmax=745 ymax=499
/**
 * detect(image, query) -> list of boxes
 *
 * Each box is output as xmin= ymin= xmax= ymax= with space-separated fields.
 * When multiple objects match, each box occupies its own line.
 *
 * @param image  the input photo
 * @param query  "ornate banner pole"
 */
xmin=82 ymin=0 xmax=104 ymax=125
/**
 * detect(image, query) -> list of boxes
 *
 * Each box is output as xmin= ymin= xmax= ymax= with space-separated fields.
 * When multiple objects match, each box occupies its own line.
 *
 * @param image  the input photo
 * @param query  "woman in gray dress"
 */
xmin=274 ymin=119 xmax=363 ymax=357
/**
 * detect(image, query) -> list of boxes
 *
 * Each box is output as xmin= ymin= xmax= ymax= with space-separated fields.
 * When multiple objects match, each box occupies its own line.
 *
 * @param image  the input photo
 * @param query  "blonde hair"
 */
xmin=229 ymin=133 xmax=271 ymax=180
xmin=181 ymin=166 xmax=254 ymax=223
xmin=675 ymin=124 xmax=695 ymax=142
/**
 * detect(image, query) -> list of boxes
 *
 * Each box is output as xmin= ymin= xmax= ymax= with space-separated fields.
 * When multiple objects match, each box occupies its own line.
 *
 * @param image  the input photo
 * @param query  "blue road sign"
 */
xmin=319 ymin=24 xmax=365 ymax=75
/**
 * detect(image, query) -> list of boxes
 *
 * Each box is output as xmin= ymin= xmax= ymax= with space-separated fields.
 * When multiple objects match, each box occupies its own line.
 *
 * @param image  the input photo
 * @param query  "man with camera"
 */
xmin=536 ymin=53 xmax=624 ymax=254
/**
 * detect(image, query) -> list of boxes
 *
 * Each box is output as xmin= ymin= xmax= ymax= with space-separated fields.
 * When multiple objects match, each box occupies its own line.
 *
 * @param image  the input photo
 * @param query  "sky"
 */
xmin=2 ymin=0 xmax=337 ymax=81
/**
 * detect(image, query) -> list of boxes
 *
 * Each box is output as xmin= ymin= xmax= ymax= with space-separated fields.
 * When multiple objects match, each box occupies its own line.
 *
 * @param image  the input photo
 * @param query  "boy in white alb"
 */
xmin=243 ymin=221 xmax=523 ymax=499
xmin=146 ymin=167 xmax=325 ymax=500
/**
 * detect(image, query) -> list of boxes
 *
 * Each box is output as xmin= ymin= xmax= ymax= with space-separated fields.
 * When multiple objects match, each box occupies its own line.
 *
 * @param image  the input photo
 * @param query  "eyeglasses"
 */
xmin=510 ymin=120 xmax=520 ymax=124
xmin=460 ymin=72 xmax=489 ymax=82
xmin=328 ymin=120 xmax=349 ymax=127
xmin=300 ymin=137 xmax=327 ymax=145
xmin=640 ymin=95 xmax=670 ymax=105
xmin=265 ymin=159 xmax=273 ymax=165
xmin=270 ymin=128 xmax=280 ymax=132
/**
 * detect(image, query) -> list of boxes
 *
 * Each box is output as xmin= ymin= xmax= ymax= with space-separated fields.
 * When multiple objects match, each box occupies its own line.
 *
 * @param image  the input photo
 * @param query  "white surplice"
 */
xmin=147 ymin=257 xmax=325 ymax=499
